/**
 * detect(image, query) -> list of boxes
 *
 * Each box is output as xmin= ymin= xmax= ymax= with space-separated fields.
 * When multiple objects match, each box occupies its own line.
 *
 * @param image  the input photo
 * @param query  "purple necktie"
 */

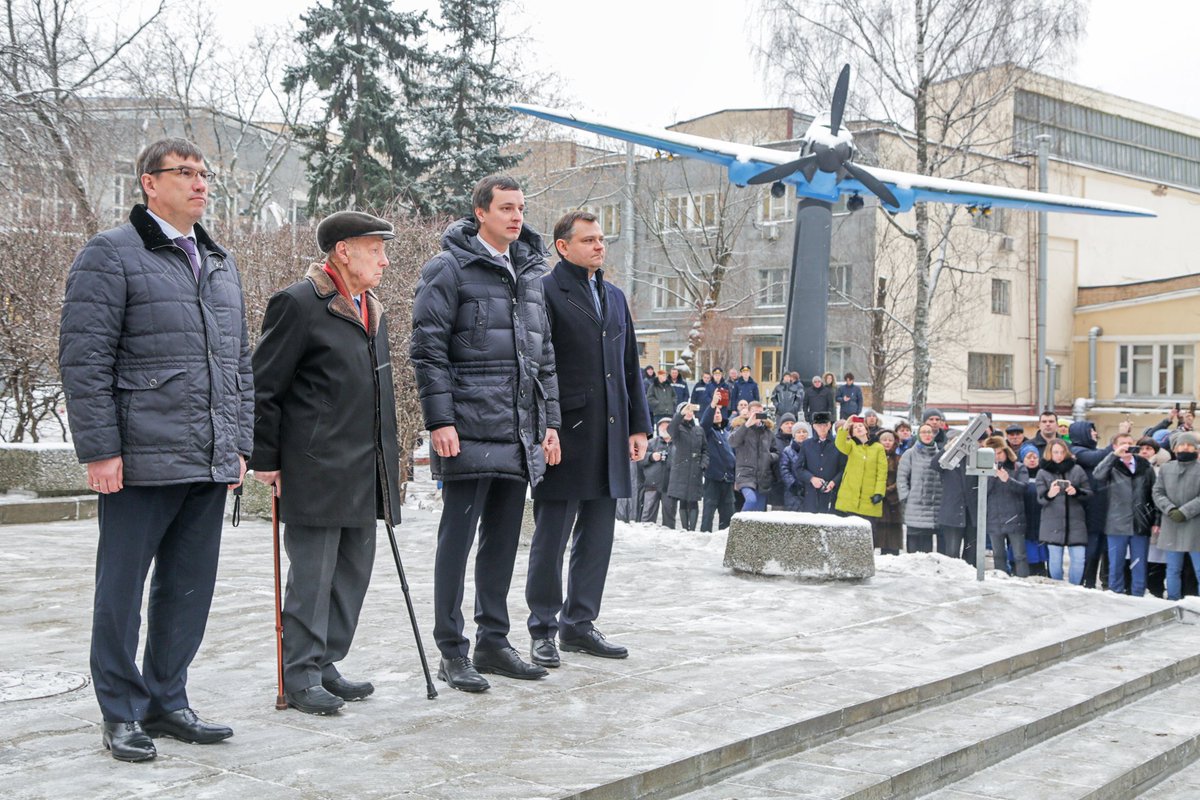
xmin=174 ymin=236 xmax=201 ymax=281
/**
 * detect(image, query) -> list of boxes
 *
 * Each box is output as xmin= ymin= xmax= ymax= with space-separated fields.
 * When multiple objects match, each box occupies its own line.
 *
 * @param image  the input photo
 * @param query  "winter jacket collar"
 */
xmin=130 ymin=203 xmax=227 ymax=258
xmin=550 ymin=258 xmax=605 ymax=325
xmin=1043 ymin=455 xmax=1077 ymax=475
xmin=304 ymin=263 xmax=382 ymax=337
xmin=440 ymin=217 xmax=546 ymax=276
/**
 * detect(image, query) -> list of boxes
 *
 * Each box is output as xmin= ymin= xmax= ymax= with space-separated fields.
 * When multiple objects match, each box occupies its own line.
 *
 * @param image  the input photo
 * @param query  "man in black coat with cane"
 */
xmin=526 ymin=211 xmax=651 ymax=667
xmin=251 ymin=211 xmax=403 ymax=714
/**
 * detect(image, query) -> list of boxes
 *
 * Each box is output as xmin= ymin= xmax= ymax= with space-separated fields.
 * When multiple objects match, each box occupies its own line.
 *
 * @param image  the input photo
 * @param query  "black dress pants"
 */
xmin=433 ymin=477 xmax=526 ymax=658
xmin=527 ymin=497 xmax=617 ymax=640
xmin=281 ymin=523 xmax=375 ymax=692
xmin=91 ymin=483 xmax=226 ymax=722
xmin=701 ymin=479 xmax=734 ymax=531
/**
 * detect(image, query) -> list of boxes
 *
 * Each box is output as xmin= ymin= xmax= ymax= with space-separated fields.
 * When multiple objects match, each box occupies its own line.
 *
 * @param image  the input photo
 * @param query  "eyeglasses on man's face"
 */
xmin=146 ymin=165 xmax=217 ymax=182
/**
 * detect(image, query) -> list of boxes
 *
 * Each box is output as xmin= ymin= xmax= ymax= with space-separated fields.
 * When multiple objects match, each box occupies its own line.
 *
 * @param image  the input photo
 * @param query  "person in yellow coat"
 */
xmin=835 ymin=415 xmax=888 ymax=518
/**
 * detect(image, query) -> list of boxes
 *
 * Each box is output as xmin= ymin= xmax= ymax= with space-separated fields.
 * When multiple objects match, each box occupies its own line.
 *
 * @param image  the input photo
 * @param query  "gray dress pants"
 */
xmin=282 ymin=523 xmax=376 ymax=692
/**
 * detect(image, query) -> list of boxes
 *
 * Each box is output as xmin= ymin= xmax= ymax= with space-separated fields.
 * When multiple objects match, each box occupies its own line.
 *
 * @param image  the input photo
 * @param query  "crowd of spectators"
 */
xmin=630 ymin=365 xmax=1200 ymax=600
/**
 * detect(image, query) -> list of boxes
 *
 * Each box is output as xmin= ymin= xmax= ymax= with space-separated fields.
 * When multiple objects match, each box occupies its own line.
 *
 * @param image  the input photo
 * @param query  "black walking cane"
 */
xmin=384 ymin=516 xmax=438 ymax=699
xmin=271 ymin=493 xmax=287 ymax=710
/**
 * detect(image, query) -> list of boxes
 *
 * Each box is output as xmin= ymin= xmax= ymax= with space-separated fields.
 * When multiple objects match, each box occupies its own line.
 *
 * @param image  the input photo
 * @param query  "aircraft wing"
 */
xmin=511 ymin=103 xmax=1155 ymax=218
xmin=512 ymin=103 xmax=794 ymax=169
xmin=846 ymin=164 xmax=1156 ymax=218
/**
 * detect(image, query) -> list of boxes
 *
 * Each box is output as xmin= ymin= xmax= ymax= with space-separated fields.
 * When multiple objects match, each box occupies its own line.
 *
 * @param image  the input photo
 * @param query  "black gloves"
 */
xmin=1168 ymin=508 xmax=1186 ymax=524
xmin=870 ymin=494 xmax=883 ymax=505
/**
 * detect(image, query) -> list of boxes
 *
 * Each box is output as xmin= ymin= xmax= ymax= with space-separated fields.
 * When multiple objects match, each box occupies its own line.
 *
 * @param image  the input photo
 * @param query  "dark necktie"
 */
xmin=174 ymin=236 xmax=201 ymax=281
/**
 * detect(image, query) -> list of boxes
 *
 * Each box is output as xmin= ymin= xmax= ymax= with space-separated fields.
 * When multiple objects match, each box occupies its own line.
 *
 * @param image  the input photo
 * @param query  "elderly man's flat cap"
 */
xmin=317 ymin=211 xmax=395 ymax=252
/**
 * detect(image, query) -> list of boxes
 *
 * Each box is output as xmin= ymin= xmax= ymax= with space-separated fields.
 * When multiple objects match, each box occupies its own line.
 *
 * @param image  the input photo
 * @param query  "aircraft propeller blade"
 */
xmin=746 ymin=154 xmax=819 ymax=186
xmin=829 ymin=64 xmax=850 ymax=136
xmin=843 ymin=161 xmax=900 ymax=208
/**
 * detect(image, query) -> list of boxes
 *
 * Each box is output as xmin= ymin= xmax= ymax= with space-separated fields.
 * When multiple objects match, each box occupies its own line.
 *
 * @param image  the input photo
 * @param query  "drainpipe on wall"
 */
xmin=1044 ymin=357 xmax=1057 ymax=413
xmin=1088 ymin=326 xmax=1102 ymax=403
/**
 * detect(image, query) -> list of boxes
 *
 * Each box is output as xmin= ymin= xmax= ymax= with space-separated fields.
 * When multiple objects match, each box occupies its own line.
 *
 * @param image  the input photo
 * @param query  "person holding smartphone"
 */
xmin=1094 ymin=431 xmax=1156 ymax=596
xmin=728 ymin=401 xmax=776 ymax=511
xmin=1037 ymin=439 xmax=1092 ymax=584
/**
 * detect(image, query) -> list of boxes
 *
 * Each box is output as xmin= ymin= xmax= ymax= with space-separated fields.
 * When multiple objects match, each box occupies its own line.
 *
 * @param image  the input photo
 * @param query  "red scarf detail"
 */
xmin=323 ymin=263 xmax=368 ymax=330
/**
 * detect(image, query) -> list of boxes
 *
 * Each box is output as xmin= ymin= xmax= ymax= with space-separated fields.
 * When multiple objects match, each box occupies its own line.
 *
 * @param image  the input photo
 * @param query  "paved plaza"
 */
xmin=0 ymin=501 xmax=1190 ymax=799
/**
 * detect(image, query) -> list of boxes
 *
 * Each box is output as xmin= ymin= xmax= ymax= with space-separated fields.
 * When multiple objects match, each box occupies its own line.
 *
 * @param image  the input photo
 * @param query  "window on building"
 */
xmin=760 ymin=185 xmax=793 ymax=222
xmin=968 ymin=352 xmax=1013 ymax=390
xmin=653 ymin=275 xmax=688 ymax=310
xmin=826 ymin=344 xmax=851 ymax=377
xmin=660 ymin=349 xmax=684 ymax=371
xmin=1117 ymin=343 xmax=1195 ymax=397
xmin=829 ymin=262 xmax=851 ymax=302
xmin=693 ymin=193 xmax=718 ymax=228
xmin=578 ymin=203 xmax=621 ymax=237
xmin=971 ymin=207 xmax=1005 ymax=233
xmin=758 ymin=268 xmax=787 ymax=307
xmin=112 ymin=161 xmax=138 ymax=223
xmin=658 ymin=195 xmax=688 ymax=231
xmin=991 ymin=278 xmax=1011 ymax=315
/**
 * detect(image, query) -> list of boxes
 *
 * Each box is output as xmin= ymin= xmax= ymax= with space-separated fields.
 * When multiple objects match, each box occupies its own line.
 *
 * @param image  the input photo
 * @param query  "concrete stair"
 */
xmin=588 ymin=606 xmax=1200 ymax=800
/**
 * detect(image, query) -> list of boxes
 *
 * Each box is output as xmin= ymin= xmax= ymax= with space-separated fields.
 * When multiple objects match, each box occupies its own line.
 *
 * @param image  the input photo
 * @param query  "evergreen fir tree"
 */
xmin=284 ymin=0 xmax=431 ymax=214
xmin=420 ymin=0 xmax=523 ymax=217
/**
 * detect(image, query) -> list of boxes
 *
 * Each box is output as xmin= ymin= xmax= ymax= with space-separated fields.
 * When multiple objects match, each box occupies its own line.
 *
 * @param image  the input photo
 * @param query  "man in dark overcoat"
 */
xmin=412 ymin=175 xmax=560 ymax=693
xmin=795 ymin=412 xmax=846 ymax=513
xmin=59 ymin=138 xmax=250 ymax=761
xmin=526 ymin=211 xmax=651 ymax=667
xmin=250 ymin=211 xmax=401 ymax=714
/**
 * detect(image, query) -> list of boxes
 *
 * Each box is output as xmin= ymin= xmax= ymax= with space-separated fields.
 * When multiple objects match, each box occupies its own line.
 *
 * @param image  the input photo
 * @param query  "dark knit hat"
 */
xmin=779 ymin=413 xmax=797 ymax=424
xmin=811 ymin=411 xmax=832 ymax=425
xmin=317 ymin=211 xmax=395 ymax=252
xmin=922 ymin=407 xmax=945 ymax=422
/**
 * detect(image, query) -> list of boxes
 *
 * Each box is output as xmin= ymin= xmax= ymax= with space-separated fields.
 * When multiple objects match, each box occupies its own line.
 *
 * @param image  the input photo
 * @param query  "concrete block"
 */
xmin=723 ymin=511 xmax=874 ymax=580
xmin=0 ymin=444 xmax=88 ymax=496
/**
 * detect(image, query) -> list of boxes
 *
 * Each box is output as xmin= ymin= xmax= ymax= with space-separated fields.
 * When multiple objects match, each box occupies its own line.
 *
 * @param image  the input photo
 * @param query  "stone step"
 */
xmin=564 ymin=607 xmax=1183 ymax=800
xmin=670 ymin=615 xmax=1200 ymax=800
xmin=923 ymin=672 xmax=1200 ymax=800
xmin=1139 ymin=753 xmax=1200 ymax=799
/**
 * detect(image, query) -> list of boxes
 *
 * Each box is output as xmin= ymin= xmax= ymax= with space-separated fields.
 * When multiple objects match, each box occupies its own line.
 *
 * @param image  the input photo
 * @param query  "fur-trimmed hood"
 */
xmin=304 ymin=262 xmax=383 ymax=337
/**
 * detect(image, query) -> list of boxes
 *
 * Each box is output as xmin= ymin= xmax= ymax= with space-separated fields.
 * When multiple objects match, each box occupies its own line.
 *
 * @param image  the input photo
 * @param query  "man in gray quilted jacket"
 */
xmin=58 ymin=138 xmax=253 ymax=763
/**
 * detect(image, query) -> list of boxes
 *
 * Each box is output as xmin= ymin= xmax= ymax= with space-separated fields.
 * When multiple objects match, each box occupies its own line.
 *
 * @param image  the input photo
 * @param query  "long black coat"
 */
xmin=534 ymin=260 xmax=651 ymax=501
xmin=937 ymin=459 xmax=979 ymax=528
xmin=794 ymin=434 xmax=846 ymax=512
xmin=250 ymin=264 xmax=401 ymax=527
xmin=802 ymin=382 xmax=836 ymax=420
xmin=411 ymin=219 xmax=560 ymax=485
xmin=666 ymin=412 xmax=705 ymax=502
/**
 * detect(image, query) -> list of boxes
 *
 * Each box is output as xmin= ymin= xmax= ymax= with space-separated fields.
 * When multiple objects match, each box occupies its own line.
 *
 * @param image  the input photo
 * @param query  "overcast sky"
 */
xmin=202 ymin=0 xmax=1200 ymax=126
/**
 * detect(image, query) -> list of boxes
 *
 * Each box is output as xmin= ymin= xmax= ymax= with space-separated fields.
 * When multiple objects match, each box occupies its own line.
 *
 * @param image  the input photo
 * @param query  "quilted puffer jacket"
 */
xmin=410 ymin=218 xmax=560 ymax=485
xmin=58 ymin=204 xmax=253 ymax=485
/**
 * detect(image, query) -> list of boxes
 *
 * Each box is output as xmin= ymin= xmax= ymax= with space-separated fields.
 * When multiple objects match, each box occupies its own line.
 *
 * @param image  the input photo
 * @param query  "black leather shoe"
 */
xmin=102 ymin=721 xmax=156 ymax=762
xmin=560 ymin=628 xmax=628 ymax=659
xmin=322 ymin=675 xmax=375 ymax=701
xmin=473 ymin=646 xmax=548 ymax=680
xmin=285 ymin=685 xmax=345 ymax=715
xmin=530 ymin=637 xmax=561 ymax=668
xmin=437 ymin=656 xmax=490 ymax=692
xmin=143 ymin=708 xmax=233 ymax=744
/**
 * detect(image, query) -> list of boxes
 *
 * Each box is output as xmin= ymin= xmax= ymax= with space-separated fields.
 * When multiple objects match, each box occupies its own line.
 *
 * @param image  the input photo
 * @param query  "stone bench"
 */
xmin=723 ymin=511 xmax=875 ymax=580
xmin=0 ymin=444 xmax=89 ymax=496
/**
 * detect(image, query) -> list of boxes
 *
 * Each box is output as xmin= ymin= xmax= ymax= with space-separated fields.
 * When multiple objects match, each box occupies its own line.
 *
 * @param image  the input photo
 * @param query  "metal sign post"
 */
xmin=939 ymin=413 xmax=995 ymax=582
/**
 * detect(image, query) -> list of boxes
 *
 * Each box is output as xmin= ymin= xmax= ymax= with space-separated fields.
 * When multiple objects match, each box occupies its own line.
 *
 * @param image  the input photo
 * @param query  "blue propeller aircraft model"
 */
xmin=512 ymin=65 xmax=1155 ymax=378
